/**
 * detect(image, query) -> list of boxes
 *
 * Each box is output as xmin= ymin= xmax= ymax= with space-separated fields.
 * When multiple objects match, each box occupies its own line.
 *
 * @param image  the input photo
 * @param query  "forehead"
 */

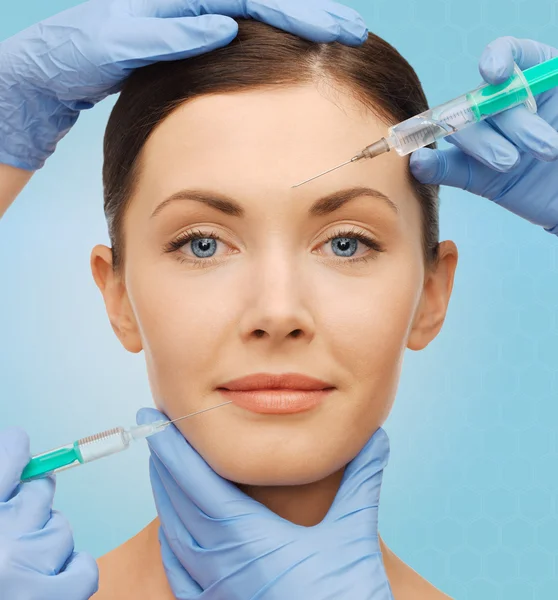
xmin=136 ymin=84 xmax=416 ymax=215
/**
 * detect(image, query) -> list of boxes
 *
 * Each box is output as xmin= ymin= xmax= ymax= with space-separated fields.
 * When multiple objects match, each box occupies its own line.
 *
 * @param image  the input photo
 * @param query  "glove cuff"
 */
xmin=0 ymin=48 xmax=79 ymax=170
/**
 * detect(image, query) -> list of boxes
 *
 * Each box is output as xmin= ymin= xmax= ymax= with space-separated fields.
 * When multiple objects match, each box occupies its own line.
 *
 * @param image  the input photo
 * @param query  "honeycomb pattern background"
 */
xmin=1 ymin=1 xmax=557 ymax=598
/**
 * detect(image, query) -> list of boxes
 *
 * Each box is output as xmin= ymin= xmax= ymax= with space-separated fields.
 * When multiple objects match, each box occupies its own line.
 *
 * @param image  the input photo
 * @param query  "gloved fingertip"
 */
xmin=0 ymin=426 xmax=30 ymax=455
xmin=196 ymin=13 xmax=238 ymax=41
xmin=535 ymin=134 xmax=558 ymax=161
xmin=536 ymin=145 xmax=558 ymax=162
xmin=136 ymin=407 xmax=167 ymax=426
xmin=479 ymin=54 xmax=511 ymax=84
xmin=360 ymin=27 xmax=369 ymax=44
xmin=494 ymin=149 xmax=521 ymax=172
xmin=209 ymin=13 xmax=239 ymax=36
xmin=341 ymin=13 xmax=368 ymax=45
xmin=544 ymin=223 xmax=558 ymax=236
xmin=410 ymin=148 xmax=441 ymax=183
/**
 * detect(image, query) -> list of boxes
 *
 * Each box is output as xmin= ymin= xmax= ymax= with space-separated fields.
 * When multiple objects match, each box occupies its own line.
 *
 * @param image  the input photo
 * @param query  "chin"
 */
xmin=198 ymin=441 xmax=350 ymax=487
xmin=166 ymin=391 xmax=381 ymax=487
xmin=211 ymin=459 xmax=338 ymax=486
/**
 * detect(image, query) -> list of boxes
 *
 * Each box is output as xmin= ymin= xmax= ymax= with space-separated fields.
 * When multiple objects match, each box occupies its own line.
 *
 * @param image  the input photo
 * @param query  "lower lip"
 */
xmin=217 ymin=388 xmax=334 ymax=414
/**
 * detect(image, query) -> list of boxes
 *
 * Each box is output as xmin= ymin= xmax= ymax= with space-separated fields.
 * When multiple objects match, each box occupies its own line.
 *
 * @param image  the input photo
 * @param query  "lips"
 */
xmin=217 ymin=373 xmax=335 ymax=414
xmin=218 ymin=372 xmax=334 ymax=391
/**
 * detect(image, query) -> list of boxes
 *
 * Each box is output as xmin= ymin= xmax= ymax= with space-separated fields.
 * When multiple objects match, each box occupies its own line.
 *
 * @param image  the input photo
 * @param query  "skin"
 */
xmin=0 ymin=163 xmax=33 ymax=219
xmin=90 ymin=83 xmax=457 ymax=599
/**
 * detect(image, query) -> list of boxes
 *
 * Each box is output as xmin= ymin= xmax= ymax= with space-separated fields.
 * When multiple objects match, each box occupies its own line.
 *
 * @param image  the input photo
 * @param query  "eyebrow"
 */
xmin=150 ymin=185 xmax=399 ymax=219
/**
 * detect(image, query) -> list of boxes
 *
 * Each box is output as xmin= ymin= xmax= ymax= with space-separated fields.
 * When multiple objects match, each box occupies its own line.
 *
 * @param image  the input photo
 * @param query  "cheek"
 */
xmin=323 ymin=257 xmax=422 ymax=367
xmin=125 ymin=261 xmax=237 ymax=395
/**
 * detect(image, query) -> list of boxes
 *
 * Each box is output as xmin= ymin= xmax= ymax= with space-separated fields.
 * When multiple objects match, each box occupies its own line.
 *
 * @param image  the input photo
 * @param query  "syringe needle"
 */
xmin=291 ymin=139 xmax=390 ymax=188
xmin=291 ymin=158 xmax=354 ymax=188
xmin=163 ymin=401 xmax=233 ymax=427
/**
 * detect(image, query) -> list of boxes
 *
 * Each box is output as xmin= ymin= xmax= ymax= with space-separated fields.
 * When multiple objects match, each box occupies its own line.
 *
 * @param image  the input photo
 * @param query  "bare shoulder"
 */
xmin=380 ymin=537 xmax=453 ymax=600
xmin=90 ymin=547 xmax=118 ymax=600
xmin=91 ymin=519 xmax=173 ymax=600
xmin=91 ymin=543 xmax=133 ymax=600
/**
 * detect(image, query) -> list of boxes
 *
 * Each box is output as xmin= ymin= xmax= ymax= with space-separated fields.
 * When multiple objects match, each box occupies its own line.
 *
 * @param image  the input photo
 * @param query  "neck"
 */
xmin=236 ymin=467 xmax=346 ymax=526
xmin=98 ymin=469 xmax=395 ymax=600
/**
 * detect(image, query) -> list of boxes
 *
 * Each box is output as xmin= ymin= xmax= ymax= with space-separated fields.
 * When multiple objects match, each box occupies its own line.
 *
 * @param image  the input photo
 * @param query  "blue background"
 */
xmin=1 ymin=1 xmax=558 ymax=598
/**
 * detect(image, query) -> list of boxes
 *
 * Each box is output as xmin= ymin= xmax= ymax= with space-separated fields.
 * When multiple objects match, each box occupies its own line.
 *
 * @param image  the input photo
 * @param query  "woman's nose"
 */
xmin=236 ymin=255 xmax=316 ymax=346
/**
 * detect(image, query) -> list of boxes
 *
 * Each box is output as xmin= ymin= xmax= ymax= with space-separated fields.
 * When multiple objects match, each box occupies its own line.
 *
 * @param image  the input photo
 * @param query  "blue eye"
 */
xmin=330 ymin=237 xmax=358 ymax=257
xmin=164 ymin=226 xmax=384 ymax=267
xmin=165 ymin=229 xmax=222 ymax=261
xmin=323 ymin=227 xmax=384 ymax=262
xmin=190 ymin=237 xmax=217 ymax=258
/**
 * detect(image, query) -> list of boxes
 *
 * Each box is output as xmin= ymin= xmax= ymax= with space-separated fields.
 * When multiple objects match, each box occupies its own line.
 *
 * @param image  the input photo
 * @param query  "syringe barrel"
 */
xmin=387 ymin=63 xmax=536 ymax=156
xmin=469 ymin=63 xmax=536 ymax=119
xmin=77 ymin=426 xmax=131 ymax=463
xmin=388 ymin=94 xmax=478 ymax=155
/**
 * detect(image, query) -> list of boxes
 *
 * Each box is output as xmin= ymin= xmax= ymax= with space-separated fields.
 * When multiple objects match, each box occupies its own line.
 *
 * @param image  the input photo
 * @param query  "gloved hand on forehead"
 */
xmin=137 ymin=407 xmax=395 ymax=599
xmin=411 ymin=37 xmax=558 ymax=235
xmin=0 ymin=0 xmax=368 ymax=172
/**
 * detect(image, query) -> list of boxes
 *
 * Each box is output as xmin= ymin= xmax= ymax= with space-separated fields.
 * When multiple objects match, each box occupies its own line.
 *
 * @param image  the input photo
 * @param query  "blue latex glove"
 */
xmin=137 ymin=408 xmax=394 ymax=599
xmin=410 ymin=37 xmax=558 ymax=235
xmin=0 ymin=427 xmax=99 ymax=599
xmin=0 ymin=0 xmax=367 ymax=172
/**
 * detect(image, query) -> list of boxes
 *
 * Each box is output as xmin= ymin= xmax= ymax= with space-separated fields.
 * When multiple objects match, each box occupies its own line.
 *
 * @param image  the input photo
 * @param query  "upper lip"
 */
xmin=218 ymin=373 xmax=335 ymax=391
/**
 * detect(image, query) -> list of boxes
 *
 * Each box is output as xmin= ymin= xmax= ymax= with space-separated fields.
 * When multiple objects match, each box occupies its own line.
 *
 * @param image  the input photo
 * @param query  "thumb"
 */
xmin=410 ymin=146 xmax=501 ymax=195
xmin=48 ymin=551 xmax=99 ymax=599
xmin=136 ymin=405 xmax=249 ymax=519
xmin=136 ymin=406 xmax=168 ymax=427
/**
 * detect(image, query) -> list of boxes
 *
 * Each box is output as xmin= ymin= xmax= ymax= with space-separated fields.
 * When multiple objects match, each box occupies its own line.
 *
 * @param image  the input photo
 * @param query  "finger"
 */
xmin=137 ymin=407 xmax=251 ymax=518
xmin=326 ymin=427 xmax=389 ymax=522
xmin=151 ymin=455 xmax=279 ymax=592
xmin=0 ymin=476 xmax=56 ymax=534
xmin=0 ymin=427 xmax=31 ymax=502
xmin=150 ymin=449 xmax=265 ymax=556
xmin=148 ymin=455 xmax=200 ymax=552
xmin=445 ymin=121 xmax=520 ymax=172
xmin=488 ymin=105 xmax=558 ymax=162
xmin=158 ymin=527 xmax=203 ymax=597
xmin=479 ymin=36 xmax=558 ymax=84
xmin=245 ymin=0 xmax=368 ymax=46
xmin=119 ymin=15 xmax=239 ymax=66
xmin=410 ymin=146 xmax=509 ymax=200
xmin=15 ymin=510 xmax=75 ymax=575
xmin=149 ymin=459 xmax=209 ymax=589
xmin=142 ymin=0 xmax=368 ymax=46
xmin=47 ymin=551 xmax=100 ymax=600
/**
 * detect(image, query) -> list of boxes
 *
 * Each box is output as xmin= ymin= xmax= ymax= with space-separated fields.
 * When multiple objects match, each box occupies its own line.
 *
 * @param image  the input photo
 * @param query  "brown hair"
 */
xmin=103 ymin=18 xmax=439 ymax=271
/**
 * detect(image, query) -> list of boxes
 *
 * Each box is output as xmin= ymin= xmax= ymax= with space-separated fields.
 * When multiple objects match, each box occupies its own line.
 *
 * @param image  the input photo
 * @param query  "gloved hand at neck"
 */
xmin=137 ymin=407 xmax=394 ymax=599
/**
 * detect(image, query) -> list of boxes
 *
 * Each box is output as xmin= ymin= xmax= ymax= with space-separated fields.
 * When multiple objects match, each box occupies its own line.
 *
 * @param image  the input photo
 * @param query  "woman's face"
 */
xmin=92 ymin=84 xmax=457 ymax=485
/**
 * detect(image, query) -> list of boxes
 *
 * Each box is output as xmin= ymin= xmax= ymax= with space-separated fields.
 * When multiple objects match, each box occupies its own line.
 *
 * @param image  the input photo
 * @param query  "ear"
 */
xmin=90 ymin=245 xmax=143 ymax=353
xmin=407 ymin=240 xmax=458 ymax=351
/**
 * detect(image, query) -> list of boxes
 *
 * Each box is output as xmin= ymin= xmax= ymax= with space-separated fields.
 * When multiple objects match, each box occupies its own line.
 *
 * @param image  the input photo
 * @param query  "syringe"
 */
xmin=293 ymin=56 xmax=558 ymax=188
xmin=20 ymin=401 xmax=233 ymax=482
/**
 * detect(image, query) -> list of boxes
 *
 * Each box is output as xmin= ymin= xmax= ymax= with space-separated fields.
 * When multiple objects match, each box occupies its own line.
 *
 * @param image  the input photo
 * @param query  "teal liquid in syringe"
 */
xmin=20 ymin=401 xmax=233 ymax=482
xmin=293 ymin=56 xmax=558 ymax=187
xmin=381 ymin=61 xmax=547 ymax=154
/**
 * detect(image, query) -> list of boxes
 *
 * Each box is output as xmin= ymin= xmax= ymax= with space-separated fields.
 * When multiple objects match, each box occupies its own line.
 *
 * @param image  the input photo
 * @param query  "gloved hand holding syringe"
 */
xmin=294 ymin=55 xmax=558 ymax=187
xmin=20 ymin=401 xmax=233 ymax=482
